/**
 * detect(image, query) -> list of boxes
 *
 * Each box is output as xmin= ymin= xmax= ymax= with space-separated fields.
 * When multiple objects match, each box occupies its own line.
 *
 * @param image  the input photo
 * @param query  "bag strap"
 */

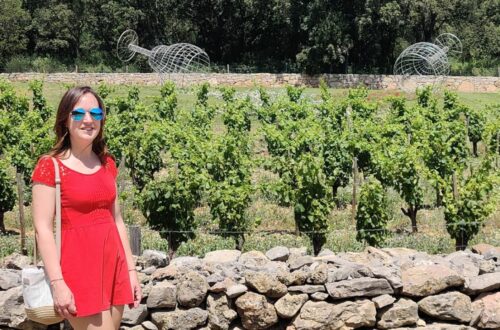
xmin=34 ymin=157 xmax=62 ymax=265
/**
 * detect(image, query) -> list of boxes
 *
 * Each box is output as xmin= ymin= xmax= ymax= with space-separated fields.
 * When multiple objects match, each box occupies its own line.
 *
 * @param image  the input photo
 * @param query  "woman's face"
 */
xmin=66 ymin=93 xmax=102 ymax=145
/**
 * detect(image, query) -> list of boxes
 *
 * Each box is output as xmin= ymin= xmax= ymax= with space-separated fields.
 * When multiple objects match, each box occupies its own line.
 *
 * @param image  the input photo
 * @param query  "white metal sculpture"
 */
xmin=394 ymin=33 xmax=462 ymax=91
xmin=117 ymin=29 xmax=210 ymax=83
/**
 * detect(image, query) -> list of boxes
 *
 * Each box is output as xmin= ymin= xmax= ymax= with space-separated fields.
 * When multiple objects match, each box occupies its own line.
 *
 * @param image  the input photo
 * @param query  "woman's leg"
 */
xmin=110 ymin=305 xmax=125 ymax=329
xmin=67 ymin=309 xmax=116 ymax=330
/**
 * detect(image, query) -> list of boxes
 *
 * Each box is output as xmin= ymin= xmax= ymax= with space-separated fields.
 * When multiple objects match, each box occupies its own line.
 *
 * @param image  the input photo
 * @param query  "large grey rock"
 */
xmin=365 ymin=246 xmax=394 ymax=263
xmin=478 ymin=259 xmax=496 ymax=274
xmin=418 ymin=291 xmax=472 ymax=323
xmin=207 ymin=273 xmax=226 ymax=286
xmin=289 ymin=247 xmax=308 ymax=257
xmin=471 ymin=243 xmax=497 ymax=255
xmin=265 ymin=246 xmax=290 ymax=262
xmin=392 ymin=323 xmax=475 ymax=329
xmin=204 ymin=250 xmax=242 ymax=264
xmin=369 ymin=264 xmax=403 ymax=289
xmin=146 ymin=281 xmax=177 ymax=308
xmin=288 ymin=285 xmax=325 ymax=294
xmin=245 ymin=272 xmax=287 ymax=298
xmin=310 ymin=292 xmax=329 ymax=301
xmin=372 ymin=294 xmax=396 ymax=309
xmin=142 ymin=321 xmax=158 ymax=330
xmin=326 ymin=278 xmax=393 ymax=299
xmin=1 ymin=253 xmax=31 ymax=270
xmin=171 ymin=256 xmax=202 ymax=269
xmin=235 ymin=292 xmax=278 ymax=330
xmin=291 ymin=300 xmax=376 ymax=330
xmin=402 ymin=265 xmax=464 ymax=297
xmin=286 ymin=269 xmax=310 ymax=286
xmin=317 ymin=248 xmax=334 ymax=257
xmin=226 ymin=284 xmax=248 ymax=299
xmin=139 ymin=249 xmax=168 ymax=268
xmin=288 ymin=255 xmax=314 ymax=271
xmin=207 ymin=293 xmax=238 ymax=330
xmin=142 ymin=266 xmax=156 ymax=275
xmin=124 ymin=325 xmax=143 ymax=330
xmin=239 ymin=251 xmax=269 ymax=268
xmin=471 ymin=291 xmax=500 ymax=329
xmin=122 ymin=304 xmax=148 ymax=325
xmin=327 ymin=263 xmax=374 ymax=282
xmin=0 ymin=269 xmax=21 ymax=290
xmin=151 ymin=264 xmax=179 ymax=281
xmin=274 ymin=293 xmax=308 ymax=319
xmin=0 ymin=286 xmax=26 ymax=329
xmin=151 ymin=308 xmax=208 ymax=330
xmin=463 ymin=272 xmax=500 ymax=295
xmin=445 ymin=251 xmax=480 ymax=280
xmin=377 ymin=298 xmax=419 ymax=329
xmin=339 ymin=251 xmax=371 ymax=264
xmin=308 ymin=263 xmax=328 ymax=285
xmin=177 ymin=271 xmax=209 ymax=307
xmin=483 ymin=248 xmax=500 ymax=262
xmin=210 ymin=278 xmax=236 ymax=293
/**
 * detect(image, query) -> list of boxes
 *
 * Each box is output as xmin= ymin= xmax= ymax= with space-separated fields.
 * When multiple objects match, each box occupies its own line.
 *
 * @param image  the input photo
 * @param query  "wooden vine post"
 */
xmin=346 ymin=106 xmax=358 ymax=224
xmin=16 ymin=172 xmax=27 ymax=256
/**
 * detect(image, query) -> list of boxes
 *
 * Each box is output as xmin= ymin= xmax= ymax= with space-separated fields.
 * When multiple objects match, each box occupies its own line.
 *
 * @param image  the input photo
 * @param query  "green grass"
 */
xmin=7 ymin=81 xmax=500 ymax=112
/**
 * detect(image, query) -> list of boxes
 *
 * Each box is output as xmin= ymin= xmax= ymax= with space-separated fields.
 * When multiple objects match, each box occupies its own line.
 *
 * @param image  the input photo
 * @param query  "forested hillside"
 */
xmin=0 ymin=0 xmax=498 ymax=75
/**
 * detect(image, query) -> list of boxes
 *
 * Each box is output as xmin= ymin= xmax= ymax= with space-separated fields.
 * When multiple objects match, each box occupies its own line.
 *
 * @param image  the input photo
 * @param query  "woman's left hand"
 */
xmin=129 ymin=271 xmax=142 ymax=308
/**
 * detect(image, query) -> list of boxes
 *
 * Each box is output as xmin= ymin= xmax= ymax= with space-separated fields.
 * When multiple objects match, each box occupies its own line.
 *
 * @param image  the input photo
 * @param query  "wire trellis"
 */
xmin=136 ymin=220 xmax=499 ymax=252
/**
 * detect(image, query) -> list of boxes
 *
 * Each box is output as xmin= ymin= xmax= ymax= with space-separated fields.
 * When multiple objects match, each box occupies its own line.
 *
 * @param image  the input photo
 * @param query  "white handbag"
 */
xmin=22 ymin=157 xmax=64 ymax=325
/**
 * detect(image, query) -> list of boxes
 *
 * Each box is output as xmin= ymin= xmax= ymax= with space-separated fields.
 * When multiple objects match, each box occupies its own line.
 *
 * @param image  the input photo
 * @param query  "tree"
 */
xmin=354 ymin=0 xmax=405 ymax=73
xmin=32 ymin=2 xmax=76 ymax=57
xmin=403 ymin=0 xmax=460 ymax=42
xmin=296 ymin=0 xmax=353 ymax=73
xmin=0 ymin=0 xmax=30 ymax=67
xmin=72 ymin=0 xmax=142 ymax=66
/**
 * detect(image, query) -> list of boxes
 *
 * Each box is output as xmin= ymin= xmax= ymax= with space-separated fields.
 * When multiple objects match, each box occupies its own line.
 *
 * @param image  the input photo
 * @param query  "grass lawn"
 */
xmin=8 ymin=81 xmax=500 ymax=111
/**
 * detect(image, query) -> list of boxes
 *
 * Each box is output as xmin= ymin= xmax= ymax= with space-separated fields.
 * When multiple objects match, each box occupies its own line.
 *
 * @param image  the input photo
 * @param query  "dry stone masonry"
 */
xmin=1 ymin=244 xmax=500 ymax=329
xmin=1 ymin=73 xmax=499 ymax=92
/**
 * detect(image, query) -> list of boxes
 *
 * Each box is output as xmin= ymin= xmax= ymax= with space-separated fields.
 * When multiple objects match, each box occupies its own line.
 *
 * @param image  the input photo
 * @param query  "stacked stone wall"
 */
xmin=1 ymin=73 xmax=499 ymax=92
xmin=1 ymin=244 xmax=500 ymax=329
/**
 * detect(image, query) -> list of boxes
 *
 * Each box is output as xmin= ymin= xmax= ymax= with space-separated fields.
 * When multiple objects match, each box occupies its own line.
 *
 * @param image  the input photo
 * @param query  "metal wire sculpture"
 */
xmin=117 ymin=29 xmax=210 ymax=83
xmin=394 ymin=33 xmax=462 ymax=91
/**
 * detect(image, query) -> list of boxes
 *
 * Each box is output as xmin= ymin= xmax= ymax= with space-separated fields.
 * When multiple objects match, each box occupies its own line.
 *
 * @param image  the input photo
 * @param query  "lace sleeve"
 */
xmin=31 ymin=156 xmax=55 ymax=187
xmin=105 ymin=155 xmax=118 ymax=179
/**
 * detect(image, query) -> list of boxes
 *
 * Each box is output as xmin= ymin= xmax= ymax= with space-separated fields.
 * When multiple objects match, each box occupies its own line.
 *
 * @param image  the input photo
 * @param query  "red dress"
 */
xmin=32 ymin=155 xmax=133 ymax=317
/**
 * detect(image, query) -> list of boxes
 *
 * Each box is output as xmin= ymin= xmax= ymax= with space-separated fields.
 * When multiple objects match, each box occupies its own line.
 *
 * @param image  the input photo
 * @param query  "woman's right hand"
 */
xmin=51 ymin=280 xmax=77 ymax=318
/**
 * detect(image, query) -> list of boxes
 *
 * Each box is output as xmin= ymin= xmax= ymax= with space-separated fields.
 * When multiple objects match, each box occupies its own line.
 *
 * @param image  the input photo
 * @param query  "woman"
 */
xmin=31 ymin=86 xmax=141 ymax=329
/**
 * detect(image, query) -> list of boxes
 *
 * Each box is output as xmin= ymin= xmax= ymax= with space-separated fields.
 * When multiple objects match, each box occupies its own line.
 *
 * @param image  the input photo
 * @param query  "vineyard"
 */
xmin=0 ymin=80 xmax=499 ymax=258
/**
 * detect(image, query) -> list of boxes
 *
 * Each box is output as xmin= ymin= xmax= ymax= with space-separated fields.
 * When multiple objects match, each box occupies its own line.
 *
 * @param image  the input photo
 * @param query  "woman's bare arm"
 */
xmin=32 ymin=182 xmax=76 ymax=317
xmin=32 ymin=183 xmax=61 ymax=280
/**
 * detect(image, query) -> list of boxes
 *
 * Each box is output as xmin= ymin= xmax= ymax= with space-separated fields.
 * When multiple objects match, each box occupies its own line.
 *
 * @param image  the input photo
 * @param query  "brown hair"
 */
xmin=47 ymin=86 xmax=109 ymax=162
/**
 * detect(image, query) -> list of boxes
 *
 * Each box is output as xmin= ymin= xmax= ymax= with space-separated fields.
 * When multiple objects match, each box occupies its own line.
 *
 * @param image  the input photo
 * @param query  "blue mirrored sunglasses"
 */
xmin=71 ymin=107 xmax=104 ymax=121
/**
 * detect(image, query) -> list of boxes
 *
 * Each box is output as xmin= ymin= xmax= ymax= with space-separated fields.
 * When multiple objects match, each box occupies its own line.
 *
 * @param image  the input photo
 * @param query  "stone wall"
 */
xmin=1 ymin=244 xmax=500 ymax=329
xmin=1 ymin=73 xmax=499 ymax=92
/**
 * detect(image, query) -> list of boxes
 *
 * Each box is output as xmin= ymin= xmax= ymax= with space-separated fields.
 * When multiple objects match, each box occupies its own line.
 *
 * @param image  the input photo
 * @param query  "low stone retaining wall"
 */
xmin=1 ymin=73 xmax=499 ymax=92
xmin=1 ymin=244 xmax=500 ymax=329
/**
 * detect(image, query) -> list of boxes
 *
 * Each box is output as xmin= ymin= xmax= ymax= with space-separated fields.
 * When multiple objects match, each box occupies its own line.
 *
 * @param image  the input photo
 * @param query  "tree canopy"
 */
xmin=2 ymin=0 xmax=498 ymax=74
